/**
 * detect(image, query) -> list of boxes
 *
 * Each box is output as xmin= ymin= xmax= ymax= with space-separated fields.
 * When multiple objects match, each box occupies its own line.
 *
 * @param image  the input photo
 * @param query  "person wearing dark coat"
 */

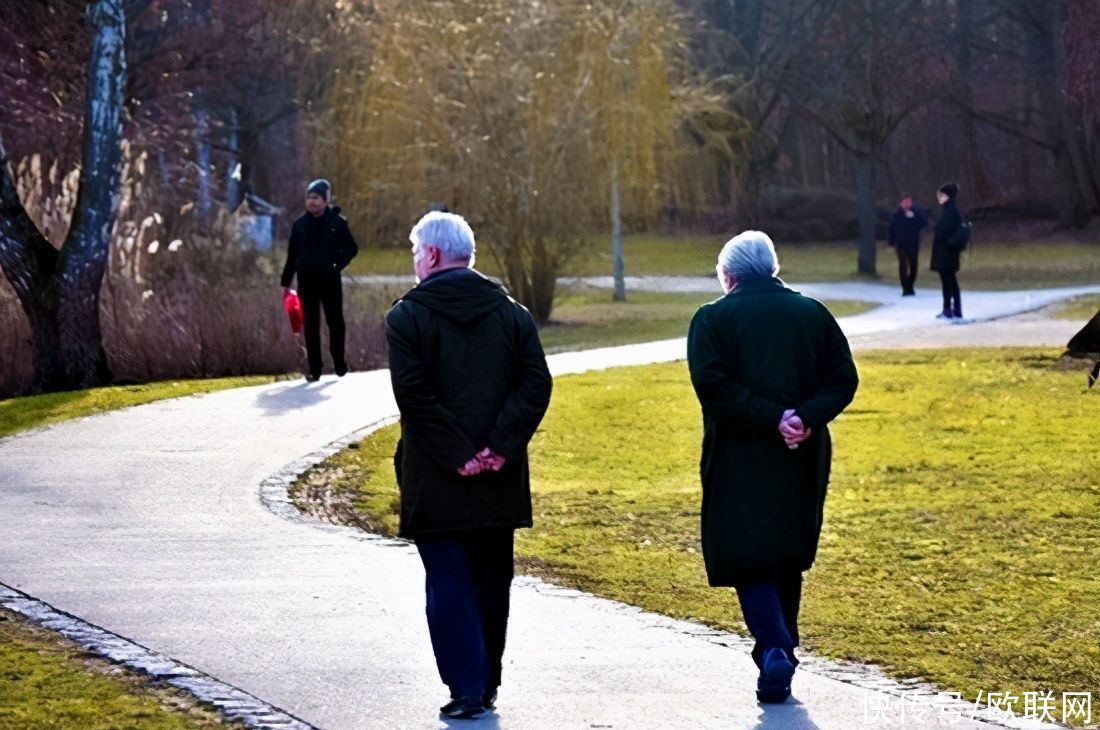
xmin=386 ymin=211 xmax=552 ymax=721
xmin=687 ymin=230 xmax=858 ymax=705
xmin=280 ymin=179 xmax=359 ymax=381
xmin=887 ymin=194 xmax=928 ymax=296
xmin=930 ymin=181 xmax=966 ymax=320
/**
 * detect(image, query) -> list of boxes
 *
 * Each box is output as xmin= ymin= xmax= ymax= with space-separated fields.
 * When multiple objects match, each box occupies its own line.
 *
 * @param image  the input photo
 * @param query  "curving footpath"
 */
xmin=2 ymin=283 xmax=1095 ymax=730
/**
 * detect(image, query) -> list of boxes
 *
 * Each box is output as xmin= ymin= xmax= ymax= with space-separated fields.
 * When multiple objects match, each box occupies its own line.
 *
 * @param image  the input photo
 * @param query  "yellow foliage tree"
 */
xmin=320 ymin=0 xmax=720 ymax=322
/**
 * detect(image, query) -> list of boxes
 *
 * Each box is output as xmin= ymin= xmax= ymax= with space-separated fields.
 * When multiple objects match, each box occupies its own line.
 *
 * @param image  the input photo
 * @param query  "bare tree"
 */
xmin=781 ymin=0 xmax=943 ymax=275
xmin=0 ymin=0 xmax=127 ymax=391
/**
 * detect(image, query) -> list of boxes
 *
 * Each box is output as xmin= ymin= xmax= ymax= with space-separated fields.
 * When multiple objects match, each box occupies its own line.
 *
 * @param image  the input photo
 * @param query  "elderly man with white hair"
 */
xmin=687 ymin=230 xmax=858 ymax=705
xmin=386 ymin=211 xmax=552 ymax=720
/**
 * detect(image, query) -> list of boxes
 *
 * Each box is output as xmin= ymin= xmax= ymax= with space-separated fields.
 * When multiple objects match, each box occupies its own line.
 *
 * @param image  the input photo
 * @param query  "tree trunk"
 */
xmin=0 ymin=0 xmax=125 ymax=393
xmin=611 ymin=158 xmax=625 ymax=302
xmin=854 ymin=154 xmax=877 ymax=275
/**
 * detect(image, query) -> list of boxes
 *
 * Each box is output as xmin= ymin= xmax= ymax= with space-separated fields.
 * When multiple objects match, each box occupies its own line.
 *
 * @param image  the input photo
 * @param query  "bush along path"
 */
xmin=1 ymin=285 xmax=1093 ymax=729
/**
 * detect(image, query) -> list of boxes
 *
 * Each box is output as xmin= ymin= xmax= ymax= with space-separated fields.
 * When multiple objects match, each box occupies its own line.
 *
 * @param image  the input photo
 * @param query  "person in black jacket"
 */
xmin=887 ymin=194 xmax=928 ymax=296
xmin=930 ymin=182 xmax=966 ymax=320
xmin=687 ymin=230 xmax=858 ymax=705
xmin=386 ymin=211 xmax=552 ymax=721
xmin=280 ymin=179 xmax=359 ymax=381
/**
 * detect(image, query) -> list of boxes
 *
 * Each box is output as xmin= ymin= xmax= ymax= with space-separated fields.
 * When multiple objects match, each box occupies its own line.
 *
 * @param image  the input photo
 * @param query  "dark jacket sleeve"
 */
xmin=335 ymin=217 xmax=359 ymax=270
xmin=487 ymin=309 xmax=553 ymax=460
xmin=386 ymin=303 xmax=479 ymax=471
xmin=796 ymin=308 xmax=859 ymax=430
xmin=888 ymin=211 xmax=898 ymax=246
xmin=280 ymin=225 xmax=299 ymax=288
xmin=687 ymin=307 xmax=787 ymax=432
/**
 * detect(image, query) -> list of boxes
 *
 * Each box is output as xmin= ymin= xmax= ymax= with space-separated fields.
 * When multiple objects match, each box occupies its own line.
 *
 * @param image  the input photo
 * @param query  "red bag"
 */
xmin=283 ymin=289 xmax=303 ymax=335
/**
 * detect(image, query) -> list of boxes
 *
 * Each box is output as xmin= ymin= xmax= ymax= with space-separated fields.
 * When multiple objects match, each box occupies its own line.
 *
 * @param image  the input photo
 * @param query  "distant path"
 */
xmin=1 ymin=282 xmax=1087 ymax=729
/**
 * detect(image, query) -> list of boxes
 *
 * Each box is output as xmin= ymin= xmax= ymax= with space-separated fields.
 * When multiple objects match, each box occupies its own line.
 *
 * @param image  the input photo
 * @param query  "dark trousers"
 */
xmin=299 ymin=276 xmax=345 ymax=376
xmin=895 ymin=246 xmax=918 ymax=294
xmin=938 ymin=270 xmax=962 ymax=314
xmin=415 ymin=529 xmax=515 ymax=700
xmin=735 ymin=573 xmax=803 ymax=670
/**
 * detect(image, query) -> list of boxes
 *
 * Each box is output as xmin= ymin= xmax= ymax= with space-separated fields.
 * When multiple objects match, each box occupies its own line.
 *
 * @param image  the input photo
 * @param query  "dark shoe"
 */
xmin=304 ymin=372 xmax=321 ymax=382
xmin=483 ymin=689 xmax=497 ymax=711
xmin=439 ymin=697 xmax=487 ymax=720
xmin=951 ymin=308 xmax=963 ymax=320
xmin=756 ymin=684 xmax=792 ymax=704
xmin=755 ymin=647 xmax=795 ymax=704
xmin=335 ymin=362 xmax=348 ymax=377
xmin=902 ymin=289 xmax=916 ymax=296
xmin=935 ymin=309 xmax=954 ymax=319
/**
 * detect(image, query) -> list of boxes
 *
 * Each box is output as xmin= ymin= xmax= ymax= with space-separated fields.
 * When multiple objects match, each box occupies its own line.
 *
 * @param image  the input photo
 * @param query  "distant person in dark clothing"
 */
xmin=280 ymin=179 xmax=359 ymax=381
xmin=386 ymin=211 xmax=552 ymax=720
xmin=930 ymin=182 xmax=966 ymax=320
xmin=888 ymin=194 xmax=927 ymax=296
xmin=687 ymin=231 xmax=858 ymax=705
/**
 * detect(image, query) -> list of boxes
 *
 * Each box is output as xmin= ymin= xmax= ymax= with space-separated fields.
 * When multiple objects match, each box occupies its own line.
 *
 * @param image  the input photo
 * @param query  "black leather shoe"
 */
xmin=305 ymin=373 xmax=320 ymax=382
xmin=483 ymin=689 xmax=497 ymax=710
xmin=335 ymin=362 xmax=348 ymax=377
xmin=439 ymin=697 xmax=486 ymax=720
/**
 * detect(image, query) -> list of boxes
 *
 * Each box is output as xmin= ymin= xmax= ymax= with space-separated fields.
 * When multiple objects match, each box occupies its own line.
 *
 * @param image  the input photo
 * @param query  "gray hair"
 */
xmin=718 ymin=230 xmax=779 ymax=281
xmin=409 ymin=211 xmax=476 ymax=263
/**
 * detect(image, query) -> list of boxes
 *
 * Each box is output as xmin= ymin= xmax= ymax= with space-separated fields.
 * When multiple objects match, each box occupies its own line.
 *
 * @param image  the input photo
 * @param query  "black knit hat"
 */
xmin=938 ymin=182 xmax=959 ymax=200
xmin=306 ymin=178 xmax=331 ymax=202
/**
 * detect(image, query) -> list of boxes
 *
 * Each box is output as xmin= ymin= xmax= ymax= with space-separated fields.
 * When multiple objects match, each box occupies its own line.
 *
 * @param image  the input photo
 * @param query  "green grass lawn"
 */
xmin=1051 ymin=294 xmax=1100 ymax=322
xmin=0 ymin=376 xmax=277 ymax=439
xmin=294 ymin=348 xmax=1100 ymax=722
xmin=538 ymin=289 xmax=877 ymax=353
xmin=345 ymin=234 xmax=1100 ymax=289
xmin=0 ymin=609 xmax=232 ymax=729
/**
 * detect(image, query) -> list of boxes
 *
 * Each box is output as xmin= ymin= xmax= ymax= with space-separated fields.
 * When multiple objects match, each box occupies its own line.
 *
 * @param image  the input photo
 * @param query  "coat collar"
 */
xmin=729 ymin=276 xmax=791 ymax=296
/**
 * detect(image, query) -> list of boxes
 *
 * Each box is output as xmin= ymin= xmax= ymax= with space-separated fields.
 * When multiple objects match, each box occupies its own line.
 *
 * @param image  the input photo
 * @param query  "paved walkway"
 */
xmin=2 ymin=283 xmax=1093 ymax=729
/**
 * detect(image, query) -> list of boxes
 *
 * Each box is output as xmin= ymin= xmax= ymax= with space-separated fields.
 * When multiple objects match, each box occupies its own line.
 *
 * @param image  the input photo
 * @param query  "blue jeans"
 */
xmin=415 ymin=529 xmax=514 ymax=700
xmin=735 ymin=573 xmax=803 ymax=669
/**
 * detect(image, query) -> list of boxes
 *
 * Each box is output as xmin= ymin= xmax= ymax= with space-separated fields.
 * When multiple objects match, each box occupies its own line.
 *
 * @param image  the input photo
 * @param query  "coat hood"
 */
xmin=401 ymin=268 xmax=510 ymax=325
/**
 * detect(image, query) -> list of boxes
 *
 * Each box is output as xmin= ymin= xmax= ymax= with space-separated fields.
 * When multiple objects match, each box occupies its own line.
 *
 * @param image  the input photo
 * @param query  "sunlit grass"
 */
xmin=0 ymin=609 xmax=232 ymax=729
xmin=538 ymin=289 xmax=877 ymax=352
xmin=297 ymin=348 xmax=1100 ymax=723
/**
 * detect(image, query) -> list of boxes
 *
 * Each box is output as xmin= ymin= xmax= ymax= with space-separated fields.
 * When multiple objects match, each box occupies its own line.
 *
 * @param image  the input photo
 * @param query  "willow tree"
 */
xmin=321 ymin=0 xmax=699 ymax=322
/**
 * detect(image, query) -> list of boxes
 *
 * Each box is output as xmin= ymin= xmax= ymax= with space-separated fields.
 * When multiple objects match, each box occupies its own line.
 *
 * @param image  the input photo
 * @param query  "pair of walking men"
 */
xmin=386 ymin=211 xmax=859 ymax=719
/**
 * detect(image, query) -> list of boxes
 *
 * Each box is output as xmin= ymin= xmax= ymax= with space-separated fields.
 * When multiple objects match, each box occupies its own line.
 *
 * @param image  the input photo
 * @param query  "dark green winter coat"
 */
xmin=687 ymin=277 xmax=858 ymax=586
xmin=385 ymin=268 xmax=552 ymax=538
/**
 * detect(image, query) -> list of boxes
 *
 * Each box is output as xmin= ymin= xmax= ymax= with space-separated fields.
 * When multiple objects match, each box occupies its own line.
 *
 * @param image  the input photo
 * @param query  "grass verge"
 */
xmin=538 ymin=289 xmax=877 ymax=353
xmin=1051 ymin=294 xmax=1100 ymax=322
xmin=0 ymin=376 xmax=278 ymax=439
xmin=0 ymin=608 xmax=235 ymax=729
xmin=346 ymin=235 xmax=1100 ymax=289
xmin=293 ymin=348 xmax=1100 ymax=723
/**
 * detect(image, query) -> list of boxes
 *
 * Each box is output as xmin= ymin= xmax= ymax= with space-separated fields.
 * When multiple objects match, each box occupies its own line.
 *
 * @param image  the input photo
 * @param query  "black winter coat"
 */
xmin=280 ymin=207 xmax=359 ymax=288
xmin=386 ymin=268 xmax=553 ymax=538
xmin=930 ymin=201 xmax=964 ymax=273
xmin=888 ymin=208 xmax=928 ymax=253
xmin=687 ymin=278 xmax=858 ymax=586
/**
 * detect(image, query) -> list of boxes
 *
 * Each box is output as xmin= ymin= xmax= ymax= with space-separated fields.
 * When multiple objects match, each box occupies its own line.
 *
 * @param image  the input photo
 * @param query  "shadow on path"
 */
xmin=254 ymin=380 xmax=336 ymax=415
xmin=438 ymin=711 xmax=502 ymax=729
xmin=749 ymin=699 xmax=823 ymax=729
